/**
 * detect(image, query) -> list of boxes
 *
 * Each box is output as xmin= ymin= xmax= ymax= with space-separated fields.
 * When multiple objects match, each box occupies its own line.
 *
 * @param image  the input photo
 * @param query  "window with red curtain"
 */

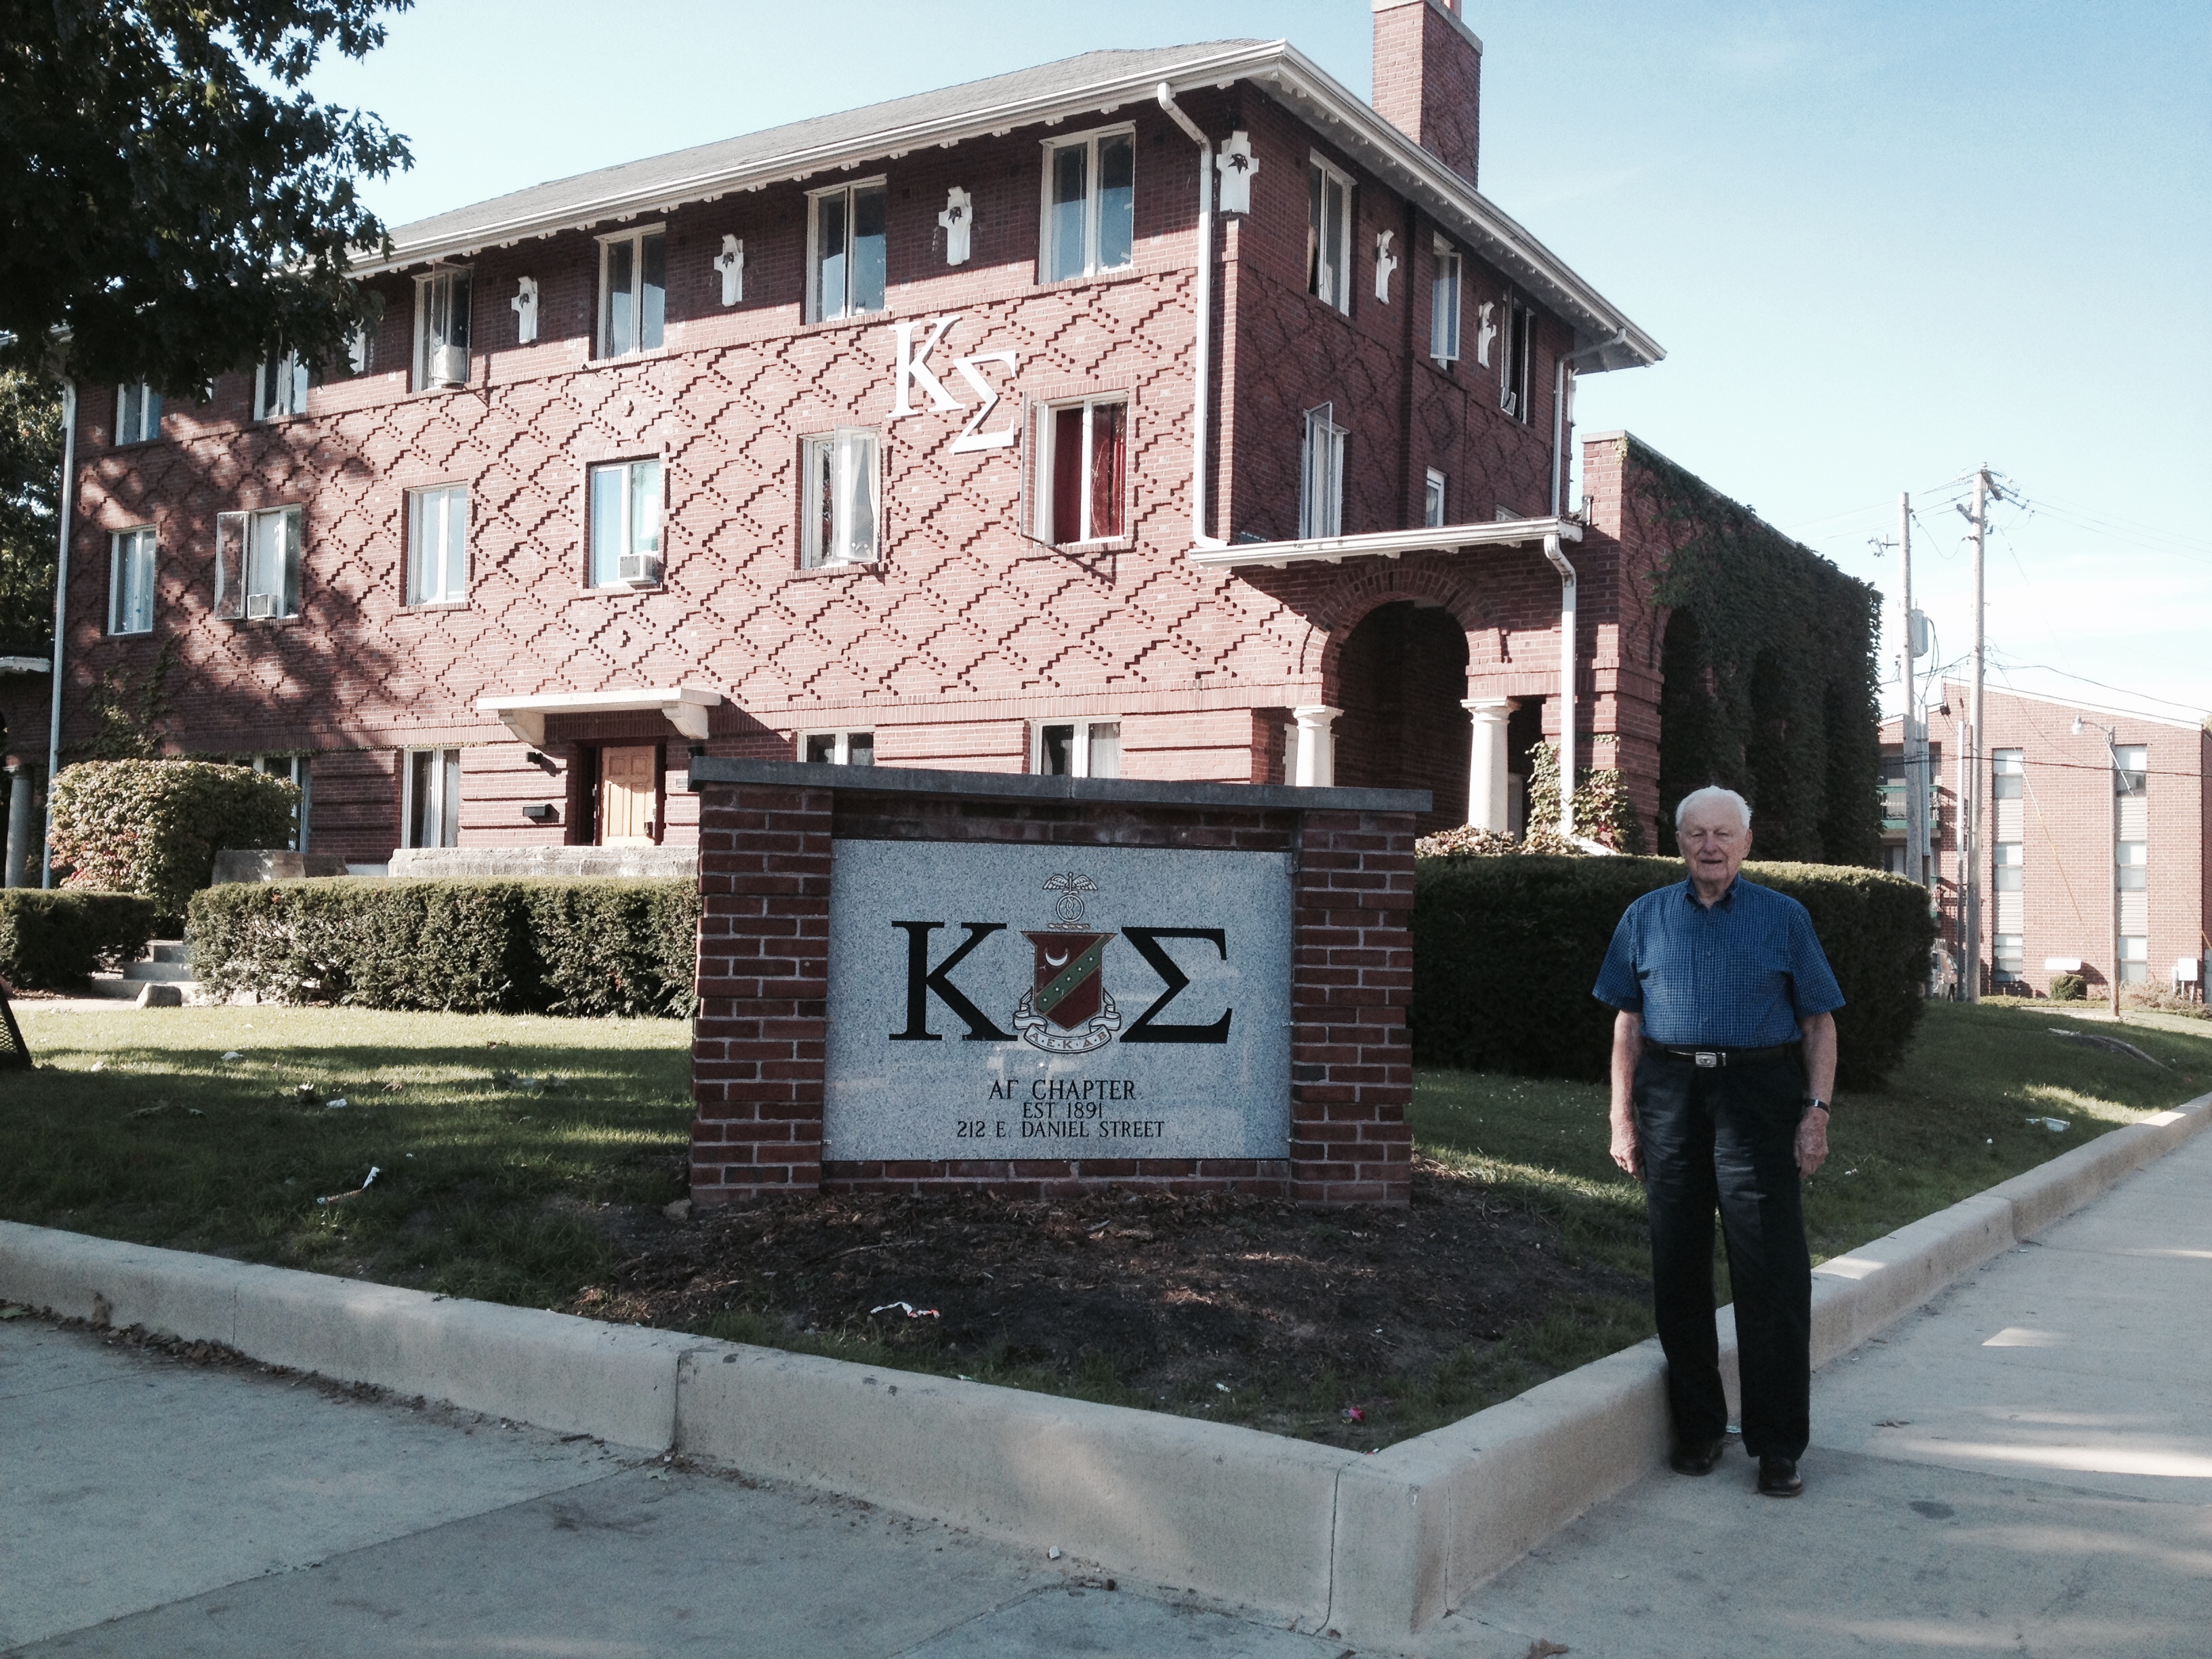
xmin=1048 ymin=398 xmax=1126 ymax=544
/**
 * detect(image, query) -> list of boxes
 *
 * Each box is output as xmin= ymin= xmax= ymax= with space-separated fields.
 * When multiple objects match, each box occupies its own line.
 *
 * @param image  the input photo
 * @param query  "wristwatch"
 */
xmin=1803 ymin=1097 xmax=1830 ymax=1116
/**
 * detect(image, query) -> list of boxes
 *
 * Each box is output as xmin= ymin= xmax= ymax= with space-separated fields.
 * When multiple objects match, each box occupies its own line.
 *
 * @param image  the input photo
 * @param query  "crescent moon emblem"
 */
xmin=1044 ymin=949 xmax=1070 ymax=967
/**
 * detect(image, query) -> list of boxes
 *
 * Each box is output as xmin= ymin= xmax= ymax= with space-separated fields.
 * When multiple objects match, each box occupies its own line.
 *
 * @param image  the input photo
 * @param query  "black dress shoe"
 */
xmin=1668 ymin=1435 xmax=1728 ymax=1475
xmin=1757 ymin=1455 xmax=1803 ymax=1497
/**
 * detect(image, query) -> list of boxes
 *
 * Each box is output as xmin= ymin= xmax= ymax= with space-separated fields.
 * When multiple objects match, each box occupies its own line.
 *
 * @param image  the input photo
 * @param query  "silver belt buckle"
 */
xmin=1694 ymin=1050 xmax=1721 ymax=1069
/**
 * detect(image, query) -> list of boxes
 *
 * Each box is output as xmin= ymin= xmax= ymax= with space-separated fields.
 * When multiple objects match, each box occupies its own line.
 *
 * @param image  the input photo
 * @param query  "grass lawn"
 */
xmin=3 ymin=997 xmax=2206 ymax=1446
xmin=0 ymin=1006 xmax=691 ymax=1307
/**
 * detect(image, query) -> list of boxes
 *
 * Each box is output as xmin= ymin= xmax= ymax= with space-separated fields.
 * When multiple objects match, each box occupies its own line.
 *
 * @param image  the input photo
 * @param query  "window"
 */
xmin=800 ymin=428 xmax=880 ymax=567
xmin=2114 ymin=744 xmax=2148 ymax=796
xmin=588 ymin=459 xmax=662 ymax=588
xmin=403 ymin=748 xmax=461 ymax=848
xmin=1299 ymin=403 xmax=1347 ymax=539
xmin=108 ymin=527 xmax=157 ymax=635
xmin=1034 ymin=719 xmax=1120 ymax=779
xmin=1993 ymin=934 xmax=2024 ymax=979
xmin=1041 ymin=396 xmax=1127 ymax=544
xmin=599 ymin=227 xmax=666 ymax=356
xmin=1042 ymin=129 xmax=1134 ymax=283
xmin=1993 ymin=840 xmax=2024 ymax=893
xmin=1992 ymin=749 xmax=2024 ymax=800
xmin=214 ymin=506 xmax=303 ymax=620
xmin=413 ymin=267 xmax=473 ymax=390
xmin=252 ymin=755 xmax=312 ymax=851
xmin=1307 ymin=156 xmax=1354 ymax=314
xmin=407 ymin=485 xmax=470 ymax=605
xmin=2118 ymin=934 xmax=2150 ymax=985
xmin=117 ymin=383 xmax=161 ymax=445
xmin=253 ymin=352 xmax=308 ymax=420
xmin=808 ymin=182 xmax=886 ymax=323
xmin=1502 ymin=300 xmax=1535 ymax=422
xmin=2117 ymin=840 xmax=2147 ymax=890
xmin=1423 ymin=468 xmax=1447 ymax=528
xmin=802 ymin=731 xmax=875 ymax=766
xmin=1430 ymin=241 xmax=1462 ymax=362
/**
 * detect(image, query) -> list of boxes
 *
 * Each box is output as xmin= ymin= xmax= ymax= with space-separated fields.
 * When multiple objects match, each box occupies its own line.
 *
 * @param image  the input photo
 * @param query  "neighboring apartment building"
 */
xmin=1884 ymin=682 xmax=2212 ymax=999
xmin=54 ymin=1 xmax=1689 ymax=863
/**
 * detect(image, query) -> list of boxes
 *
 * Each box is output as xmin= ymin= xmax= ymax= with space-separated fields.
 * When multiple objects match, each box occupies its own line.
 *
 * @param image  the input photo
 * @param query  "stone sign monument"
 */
xmin=687 ymin=760 xmax=1423 ymax=1206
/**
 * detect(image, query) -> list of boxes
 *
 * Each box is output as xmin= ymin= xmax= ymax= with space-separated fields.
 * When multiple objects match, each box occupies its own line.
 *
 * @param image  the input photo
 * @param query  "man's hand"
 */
xmin=1796 ymin=1105 xmax=1829 ymax=1179
xmin=1610 ymin=1113 xmax=1644 ymax=1182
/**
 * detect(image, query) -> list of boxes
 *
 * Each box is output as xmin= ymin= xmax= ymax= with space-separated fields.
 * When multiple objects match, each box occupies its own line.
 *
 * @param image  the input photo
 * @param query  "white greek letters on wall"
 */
xmin=887 ymin=314 xmax=1021 ymax=450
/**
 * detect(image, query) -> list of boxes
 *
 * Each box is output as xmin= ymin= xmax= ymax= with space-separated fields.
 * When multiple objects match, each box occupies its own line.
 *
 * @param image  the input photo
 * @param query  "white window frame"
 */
xmin=413 ymin=266 xmax=473 ymax=391
xmin=1039 ymin=125 xmax=1136 ymax=283
xmin=2118 ymin=933 xmax=2150 ymax=983
xmin=116 ymin=382 xmax=161 ymax=445
xmin=1501 ymin=298 xmax=1535 ymax=422
xmin=596 ymin=224 xmax=667 ymax=357
xmin=251 ymin=754 xmax=312 ymax=852
xmin=253 ymin=352 xmax=308 ymax=420
xmin=800 ymin=730 xmax=876 ymax=766
xmin=2116 ymin=840 xmax=2148 ymax=890
xmin=1423 ymin=468 xmax=1448 ymax=529
xmin=1299 ymin=403 xmax=1347 ymax=539
xmin=1037 ymin=394 xmax=1130 ymax=546
xmin=407 ymin=483 xmax=470 ymax=606
xmin=805 ymin=180 xmax=888 ymax=323
xmin=108 ymin=526 xmax=157 ymax=635
xmin=588 ymin=457 xmax=663 ymax=589
xmin=1031 ymin=718 xmax=1121 ymax=779
xmin=2114 ymin=745 xmax=2148 ymax=795
xmin=1308 ymin=153 xmax=1355 ymax=314
xmin=401 ymin=747 xmax=462 ymax=850
xmin=213 ymin=506 xmax=304 ymax=621
xmin=1430 ymin=239 xmax=1462 ymax=363
xmin=800 ymin=427 xmax=882 ymax=568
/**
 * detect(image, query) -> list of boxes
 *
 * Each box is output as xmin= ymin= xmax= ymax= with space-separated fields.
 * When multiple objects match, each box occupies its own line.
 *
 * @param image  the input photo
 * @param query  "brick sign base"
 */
xmin=688 ymin=760 xmax=1421 ymax=1206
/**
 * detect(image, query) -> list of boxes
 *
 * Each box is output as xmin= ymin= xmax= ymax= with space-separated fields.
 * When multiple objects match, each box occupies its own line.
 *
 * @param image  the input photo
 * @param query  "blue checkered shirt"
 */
xmin=1591 ymin=877 xmax=1844 ymax=1048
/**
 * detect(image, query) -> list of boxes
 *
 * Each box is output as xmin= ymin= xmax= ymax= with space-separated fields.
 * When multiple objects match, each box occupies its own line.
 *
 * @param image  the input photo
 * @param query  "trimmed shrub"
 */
xmin=2049 ymin=972 xmax=2087 ymax=1003
xmin=1410 ymin=856 xmax=1936 ymax=1089
xmin=0 ymin=890 xmax=159 ymax=990
xmin=186 ymin=878 xmax=699 ymax=1017
xmin=48 ymin=760 xmax=298 ymax=916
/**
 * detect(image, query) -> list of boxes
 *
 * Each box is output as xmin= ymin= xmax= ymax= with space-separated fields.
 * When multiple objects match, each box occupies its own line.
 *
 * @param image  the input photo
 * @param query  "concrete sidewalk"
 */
xmin=1418 ymin=1119 xmax=2212 ymax=1659
xmin=5 ymin=1124 xmax=2207 ymax=1657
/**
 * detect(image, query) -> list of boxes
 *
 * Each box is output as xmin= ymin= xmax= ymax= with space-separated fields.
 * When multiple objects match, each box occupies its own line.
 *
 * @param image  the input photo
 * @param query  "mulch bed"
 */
xmin=567 ymin=1155 xmax=1651 ymax=1448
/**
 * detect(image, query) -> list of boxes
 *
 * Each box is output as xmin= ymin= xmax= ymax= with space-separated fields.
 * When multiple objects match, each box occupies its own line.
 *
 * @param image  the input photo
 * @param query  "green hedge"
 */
xmin=0 ymin=890 xmax=159 ymax=990
xmin=186 ymin=878 xmax=700 ymax=1017
xmin=49 ymin=760 xmax=298 ymax=917
xmin=1410 ymin=856 xmax=1936 ymax=1089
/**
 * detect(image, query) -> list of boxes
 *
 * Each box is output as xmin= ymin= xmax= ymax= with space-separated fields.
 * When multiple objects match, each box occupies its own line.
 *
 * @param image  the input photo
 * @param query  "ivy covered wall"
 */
xmin=1599 ymin=435 xmax=1883 ymax=867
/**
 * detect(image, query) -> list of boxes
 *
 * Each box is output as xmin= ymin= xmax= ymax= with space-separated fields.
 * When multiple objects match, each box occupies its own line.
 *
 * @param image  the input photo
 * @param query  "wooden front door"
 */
xmin=598 ymin=745 xmax=659 ymax=845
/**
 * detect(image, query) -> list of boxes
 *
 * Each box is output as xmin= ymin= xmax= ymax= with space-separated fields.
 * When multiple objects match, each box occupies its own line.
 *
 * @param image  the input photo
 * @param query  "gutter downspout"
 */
xmin=1156 ymin=83 xmax=1225 ymax=550
xmin=1541 ymin=531 xmax=1578 ymax=839
xmin=41 ymin=380 xmax=77 ymax=889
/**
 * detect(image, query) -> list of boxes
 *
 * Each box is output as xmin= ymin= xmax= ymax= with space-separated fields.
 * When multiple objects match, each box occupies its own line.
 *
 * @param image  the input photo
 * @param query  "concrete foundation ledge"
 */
xmin=674 ymin=1343 xmax=1352 ymax=1622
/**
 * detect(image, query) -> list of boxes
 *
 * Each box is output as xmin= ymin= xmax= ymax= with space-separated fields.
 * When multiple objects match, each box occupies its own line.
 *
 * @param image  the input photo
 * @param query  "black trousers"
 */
xmin=1634 ymin=1050 xmax=1811 ymax=1460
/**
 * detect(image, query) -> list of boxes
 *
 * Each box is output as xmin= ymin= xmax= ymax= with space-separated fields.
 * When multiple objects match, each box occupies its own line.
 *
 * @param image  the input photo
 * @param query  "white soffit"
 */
xmin=476 ymin=687 xmax=722 ymax=747
xmin=1189 ymin=516 xmax=1584 ymax=571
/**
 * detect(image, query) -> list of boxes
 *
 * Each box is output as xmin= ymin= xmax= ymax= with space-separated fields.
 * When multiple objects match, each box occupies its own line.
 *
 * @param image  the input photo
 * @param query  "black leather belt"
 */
xmin=1642 ymin=1039 xmax=1802 ymax=1069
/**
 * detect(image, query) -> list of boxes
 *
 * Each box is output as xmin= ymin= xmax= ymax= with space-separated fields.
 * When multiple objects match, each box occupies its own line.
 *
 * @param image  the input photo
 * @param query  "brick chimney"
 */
xmin=1371 ymin=0 xmax=1482 ymax=187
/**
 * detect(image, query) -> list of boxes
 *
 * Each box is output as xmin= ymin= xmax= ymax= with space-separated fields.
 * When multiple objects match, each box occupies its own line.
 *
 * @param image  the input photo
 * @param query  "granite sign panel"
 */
xmin=823 ymin=840 xmax=1294 ymax=1161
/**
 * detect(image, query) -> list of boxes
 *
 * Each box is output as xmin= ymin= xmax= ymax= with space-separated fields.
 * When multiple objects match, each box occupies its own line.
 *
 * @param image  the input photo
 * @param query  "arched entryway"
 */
xmin=1330 ymin=600 xmax=1469 ymax=835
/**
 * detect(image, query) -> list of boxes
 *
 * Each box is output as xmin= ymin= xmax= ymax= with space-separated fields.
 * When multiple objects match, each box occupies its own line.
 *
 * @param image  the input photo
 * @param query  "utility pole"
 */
xmin=1960 ymin=468 xmax=1990 ymax=1003
xmin=1898 ymin=493 xmax=1929 ymax=890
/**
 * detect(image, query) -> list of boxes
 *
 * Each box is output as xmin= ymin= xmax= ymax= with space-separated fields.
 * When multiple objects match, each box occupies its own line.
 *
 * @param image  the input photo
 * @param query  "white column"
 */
xmin=1461 ymin=697 xmax=1515 ymax=832
xmin=1292 ymin=705 xmax=1340 ymax=787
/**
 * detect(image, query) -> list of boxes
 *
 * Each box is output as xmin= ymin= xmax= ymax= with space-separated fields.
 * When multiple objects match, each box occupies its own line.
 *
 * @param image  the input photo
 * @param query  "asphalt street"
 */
xmin=5 ymin=1125 xmax=2207 ymax=1658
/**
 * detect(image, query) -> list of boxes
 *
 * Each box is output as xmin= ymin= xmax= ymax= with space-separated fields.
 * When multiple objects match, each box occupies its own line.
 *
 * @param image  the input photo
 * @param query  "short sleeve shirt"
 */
xmin=1591 ymin=877 xmax=1844 ymax=1048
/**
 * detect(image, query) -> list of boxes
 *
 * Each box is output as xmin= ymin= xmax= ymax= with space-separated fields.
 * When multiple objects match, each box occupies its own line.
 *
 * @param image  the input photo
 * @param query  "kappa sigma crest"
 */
xmin=1013 ymin=872 xmax=1124 ymax=1054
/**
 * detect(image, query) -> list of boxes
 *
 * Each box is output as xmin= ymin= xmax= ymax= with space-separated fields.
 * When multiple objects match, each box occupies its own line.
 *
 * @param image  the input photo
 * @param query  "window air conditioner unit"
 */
xmin=615 ymin=553 xmax=663 ymax=587
xmin=245 ymin=592 xmax=277 ymax=619
xmin=430 ymin=344 xmax=470 ymax=388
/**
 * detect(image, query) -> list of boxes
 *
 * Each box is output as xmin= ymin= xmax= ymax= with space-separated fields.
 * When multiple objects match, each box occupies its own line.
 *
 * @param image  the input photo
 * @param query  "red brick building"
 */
xmin=52 ymin=1 xmax=1695 ymax=863
xmin=1885 ymin=682 xmax=2212 ymax=999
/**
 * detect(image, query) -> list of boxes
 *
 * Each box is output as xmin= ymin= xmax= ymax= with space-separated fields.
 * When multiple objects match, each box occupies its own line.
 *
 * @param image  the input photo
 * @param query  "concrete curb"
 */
xmin=3 ymin=1088 xmax=2205 ymax=1643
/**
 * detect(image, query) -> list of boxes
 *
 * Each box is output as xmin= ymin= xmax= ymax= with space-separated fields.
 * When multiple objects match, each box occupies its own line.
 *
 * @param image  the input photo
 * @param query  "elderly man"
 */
xmin=1592 ymin=785 xmax=1841 ymax=1498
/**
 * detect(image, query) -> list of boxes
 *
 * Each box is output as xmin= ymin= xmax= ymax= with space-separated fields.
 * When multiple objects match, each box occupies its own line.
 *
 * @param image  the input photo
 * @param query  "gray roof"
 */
xmin=369 ymin=37 xmax=1661 ymax=371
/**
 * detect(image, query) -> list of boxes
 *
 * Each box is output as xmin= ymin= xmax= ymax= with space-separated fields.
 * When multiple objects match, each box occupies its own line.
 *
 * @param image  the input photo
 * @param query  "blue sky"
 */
xmin=311 ymin=1 xmax=2212 ymax=724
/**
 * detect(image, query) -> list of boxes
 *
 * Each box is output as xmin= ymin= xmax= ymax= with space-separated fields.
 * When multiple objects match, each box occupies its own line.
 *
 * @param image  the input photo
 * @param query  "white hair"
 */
xmin=1674 ymin=785 xmax=1753 ymax=832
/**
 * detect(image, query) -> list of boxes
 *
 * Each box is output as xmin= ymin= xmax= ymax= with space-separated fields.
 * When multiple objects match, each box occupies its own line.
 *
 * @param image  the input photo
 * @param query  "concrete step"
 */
xmin=125 ymin=961 xmax=196 ymax=984
xmin=149 ymin=941 xmax=191 ymax=965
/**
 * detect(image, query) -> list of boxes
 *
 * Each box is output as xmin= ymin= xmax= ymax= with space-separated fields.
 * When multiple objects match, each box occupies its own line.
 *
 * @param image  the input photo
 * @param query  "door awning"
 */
xmin=475 ymin=685 xmax=723 ymax=746
xmin=1187 ymin=515 xmax=1582 ymax=571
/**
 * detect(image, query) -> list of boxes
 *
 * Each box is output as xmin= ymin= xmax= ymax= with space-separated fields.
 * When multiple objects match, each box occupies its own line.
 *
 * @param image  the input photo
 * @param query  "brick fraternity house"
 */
xmin=52 ymin=0 xmax=1706 ymax=865
xmin=1884 ymin=682 xmax=2212 ymax=999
